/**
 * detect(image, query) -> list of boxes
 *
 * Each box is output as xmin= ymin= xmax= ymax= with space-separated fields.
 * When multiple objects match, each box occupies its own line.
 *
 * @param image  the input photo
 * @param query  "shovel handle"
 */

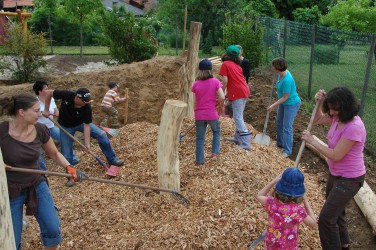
xmin=261 ymin=74 xmax=276 ymax=134
xmin=293 ymin=101 xmax=320 ymax=168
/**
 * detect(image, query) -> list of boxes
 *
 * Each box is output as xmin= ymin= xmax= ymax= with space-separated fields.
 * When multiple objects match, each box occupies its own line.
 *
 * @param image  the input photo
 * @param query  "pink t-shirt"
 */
xmin=264 ymin=196 xmax=307 ymax=250
xmin=327 ymin=116 xmax=366 ymax=178
xmin=219 ymin=61 xmax=250 ymax=101
xmin=192 ymin=77 xmax=222 ymax=120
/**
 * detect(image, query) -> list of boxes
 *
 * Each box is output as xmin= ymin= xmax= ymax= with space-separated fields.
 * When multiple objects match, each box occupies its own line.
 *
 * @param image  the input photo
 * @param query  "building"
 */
xmin=102 ymin=0 xmax=145 ymax=16
xmin=2 ymin=0 xmax=33 ymax=11
xmin=123 ymin=0 xmax=156 ymax=10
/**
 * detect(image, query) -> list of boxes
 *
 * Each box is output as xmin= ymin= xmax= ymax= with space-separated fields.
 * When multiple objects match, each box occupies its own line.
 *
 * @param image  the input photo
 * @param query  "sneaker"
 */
xmin=211 ymin=153 xmax=220 ymax=158
xmin=282 ymin=152 xmax=290 ymax=158
xmin=195 ymin=161 xmax=204 ymax=166
xmin=66 ymin=180 xmax=75 ymax=187
xmin=111 ymin=159 xmax=125 ymax=166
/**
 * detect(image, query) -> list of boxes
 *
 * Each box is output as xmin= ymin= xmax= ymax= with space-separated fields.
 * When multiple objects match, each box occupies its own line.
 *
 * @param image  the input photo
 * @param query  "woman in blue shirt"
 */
xmin=267 ymin=58 xmax=301 ymax=157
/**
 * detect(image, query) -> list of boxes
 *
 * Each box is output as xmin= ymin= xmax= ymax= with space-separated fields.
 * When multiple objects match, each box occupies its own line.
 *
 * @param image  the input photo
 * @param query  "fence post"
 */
xmin=283 ymin=18 xmax=287 ymax=58
xmin=308 ymin=24 xmax=316 ymax=100
xmin=265 ymin=17 xmax=271 ymax=64
xmin=359 ymin=34 xmax=376 ymax=118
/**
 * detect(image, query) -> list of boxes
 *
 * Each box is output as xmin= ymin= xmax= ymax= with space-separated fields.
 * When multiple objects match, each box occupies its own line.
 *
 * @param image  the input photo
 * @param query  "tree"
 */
xmin=100 ymin=7 xmax=158 ymax=64
xmin=271 ymin=0 xmax=333 ymax=19
xmin=62 ymin=0 xmax=103 ymax=57
xmin=241 ymin=0 xmax=278 ymax=18
xmin=293 ymin=5 xmax=321 ymax=24
xmin=321 ymin=0 xmax=376 ymax=33
xmin=0 ymin=24 xmax=48 ymax=83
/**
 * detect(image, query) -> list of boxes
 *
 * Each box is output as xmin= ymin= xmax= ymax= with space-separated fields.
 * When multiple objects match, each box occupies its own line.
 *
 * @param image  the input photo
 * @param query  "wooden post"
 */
xmin=179 ymin=21 xmax=202 ymax=118
xmin=306 ymin=136 xmax=376 ymax=234
xmin=182 ymin=6 xmax=188 ymax=53
xmin=157 ymin=100 xmax=187 ymax=193
xmin=0 ymin=150 xmax=16 ymax=249
xmin=124 ymin=88 xmax=129 ymax=124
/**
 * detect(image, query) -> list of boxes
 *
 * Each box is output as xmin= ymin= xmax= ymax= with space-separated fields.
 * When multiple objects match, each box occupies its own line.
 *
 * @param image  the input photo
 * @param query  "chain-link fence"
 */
xmin=260 ymin=17 xmax=376 ymax=154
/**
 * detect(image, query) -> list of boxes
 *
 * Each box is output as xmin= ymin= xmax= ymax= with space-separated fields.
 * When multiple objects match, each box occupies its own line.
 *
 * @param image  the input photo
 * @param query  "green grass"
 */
xmin=47 ymin=46 xmax=109 ymax=55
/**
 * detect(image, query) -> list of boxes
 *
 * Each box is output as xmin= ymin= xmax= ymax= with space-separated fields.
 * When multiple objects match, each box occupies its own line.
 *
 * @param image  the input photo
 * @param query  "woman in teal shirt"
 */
xmin=267 ymin=57 xmax=301 ymax=157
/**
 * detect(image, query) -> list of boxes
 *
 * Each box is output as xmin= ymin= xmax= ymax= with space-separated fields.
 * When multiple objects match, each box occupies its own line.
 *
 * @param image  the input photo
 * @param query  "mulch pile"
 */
xmin=23 ymin=117 xmax=323 ymax=249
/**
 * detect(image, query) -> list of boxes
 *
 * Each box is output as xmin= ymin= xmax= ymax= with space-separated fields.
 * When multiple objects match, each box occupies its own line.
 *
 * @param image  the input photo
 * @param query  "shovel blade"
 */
xmin=105 ymin=165 xmax=121 ymax=177
xmin=254 ymin=133 xmax=270 ymax=146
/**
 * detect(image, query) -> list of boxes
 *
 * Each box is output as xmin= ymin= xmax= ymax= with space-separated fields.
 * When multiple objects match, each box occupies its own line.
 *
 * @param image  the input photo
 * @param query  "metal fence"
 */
xmin=260 ymin=17 xmax=376 ymax=154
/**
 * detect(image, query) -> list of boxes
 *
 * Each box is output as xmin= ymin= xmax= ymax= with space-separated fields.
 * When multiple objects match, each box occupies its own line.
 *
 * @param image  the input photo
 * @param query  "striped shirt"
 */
xmin=101 ymin=90 xmax=119 ymax=107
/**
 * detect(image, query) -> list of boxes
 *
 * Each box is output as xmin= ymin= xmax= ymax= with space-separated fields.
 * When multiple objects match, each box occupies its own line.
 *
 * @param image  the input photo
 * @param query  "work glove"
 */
xmin=66 ymin=165 xmax=88 ymax=183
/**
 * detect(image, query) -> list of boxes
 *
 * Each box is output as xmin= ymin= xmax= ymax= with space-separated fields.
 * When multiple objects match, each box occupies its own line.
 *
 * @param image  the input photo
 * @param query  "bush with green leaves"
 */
xmin=0 ymin=24 xmax=48 ymax=83
xmin=100 ymin=7 xmax=158 ymax=64
xmin=314 ymin=45 xmax=339 ymax=64
xmin=221 ymin=16 xmax=264 ymax=69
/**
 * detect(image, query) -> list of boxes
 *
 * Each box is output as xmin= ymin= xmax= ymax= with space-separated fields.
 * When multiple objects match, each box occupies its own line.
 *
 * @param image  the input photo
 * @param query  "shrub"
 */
xmin=0 ymin=24 xmax=47 ymax=83
xmin=314 ymin=45 xmax=339 ymax=64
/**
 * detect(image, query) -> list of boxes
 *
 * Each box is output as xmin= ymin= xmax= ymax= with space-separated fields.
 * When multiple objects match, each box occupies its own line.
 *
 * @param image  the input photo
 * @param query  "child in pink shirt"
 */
xmin=256 ymin=168 xmax=317 ymax=249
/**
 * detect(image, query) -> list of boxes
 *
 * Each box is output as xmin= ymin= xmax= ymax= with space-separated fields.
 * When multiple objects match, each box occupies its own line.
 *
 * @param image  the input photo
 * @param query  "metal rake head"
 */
xmin=170 ymin=191 xmax=190 ymax=207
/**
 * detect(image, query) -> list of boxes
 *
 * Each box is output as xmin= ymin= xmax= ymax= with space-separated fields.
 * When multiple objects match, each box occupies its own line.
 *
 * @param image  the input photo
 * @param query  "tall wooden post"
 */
xmin=182 ymin=6 xmax=188 ymax=53
xmin=124 ymin=88 xmax=129 ymax=124
xmin=0 ymin=150 xmax=16 ymax=249
xmin=179 ymin=21 xmax=202 ymax=118
xmin=157 ymin=100 xmax=187 ymax=192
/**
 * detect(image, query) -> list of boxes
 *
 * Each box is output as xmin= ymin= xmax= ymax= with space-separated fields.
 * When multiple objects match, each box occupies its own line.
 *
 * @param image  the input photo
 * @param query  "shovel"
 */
xmin=179 ymin=124 xmax=195 ymax=142
xmin=47 ymin=117 xmax=121 ymax=177
xmin=248 ymin=101 xmax=320 ymax=249
xmin=254 ymin=75 xmax=276 ymax=146
xmin=7 ymin=167 xmax=190 ymax=206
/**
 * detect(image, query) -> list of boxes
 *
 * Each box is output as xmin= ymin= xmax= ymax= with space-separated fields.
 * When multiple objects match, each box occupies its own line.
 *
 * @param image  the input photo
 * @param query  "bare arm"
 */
xmin=42 ymin=90 xmax=54 ymax=117
xmin=84 ymin=123 xmax=91 ymax=150
xmin=256 ymin=173 xmax=282 ymax=206
xmin=302 ymin=194 xmax=317 ymax=228
xmin=267 ymin=93 xmax=289 ymax=112
xmin=221 ymin=76 xmax=228 ymax=93
xmin=217 ymin=88 xmax=225 ymax=100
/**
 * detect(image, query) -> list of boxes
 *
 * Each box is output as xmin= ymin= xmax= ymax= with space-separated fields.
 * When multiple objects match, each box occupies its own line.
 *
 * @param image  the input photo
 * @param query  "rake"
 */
xmin=7 ymin=167 xmax=190 ymax=206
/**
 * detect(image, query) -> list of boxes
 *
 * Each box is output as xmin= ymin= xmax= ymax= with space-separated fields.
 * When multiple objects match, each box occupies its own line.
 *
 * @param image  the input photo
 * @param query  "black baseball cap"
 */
xmin=76 ymin=88 xmax=92 ymax=102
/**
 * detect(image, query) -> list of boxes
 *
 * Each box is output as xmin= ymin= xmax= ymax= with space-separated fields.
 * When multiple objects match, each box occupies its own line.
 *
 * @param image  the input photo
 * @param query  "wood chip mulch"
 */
xmin=23 ymin=118 xmax=323 ymax=249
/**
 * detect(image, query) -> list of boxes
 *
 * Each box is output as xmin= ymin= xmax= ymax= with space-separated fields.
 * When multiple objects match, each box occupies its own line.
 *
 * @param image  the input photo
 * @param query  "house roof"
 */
xmin=103 ymin=0 xmax=145 ymax=16
xmin=3 ymin=0 xmax=33 ymax=8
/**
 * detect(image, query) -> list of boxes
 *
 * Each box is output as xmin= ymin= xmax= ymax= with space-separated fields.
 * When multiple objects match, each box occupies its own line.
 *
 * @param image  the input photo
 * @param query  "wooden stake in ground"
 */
xmin=0 ymin=150 xmax=16 ymax=249
xmin=157 ymin=100 xmax=187 ymax=193
xmin=124 ymin=88 xmax=129 ymax=124
xmin=179 ymin=21 xmax=202 ymax=118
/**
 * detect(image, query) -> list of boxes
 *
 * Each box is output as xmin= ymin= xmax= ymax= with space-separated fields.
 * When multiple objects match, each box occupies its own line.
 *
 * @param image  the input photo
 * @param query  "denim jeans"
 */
xmin=39 ymin=126 xmax=78 ymax=170
xmin=319 ymin=174 xmax=364 ymax=250
xmin=195 ymin=119 xmax=220 ymax=164
xmin=231 ymin=98 xmax=248 ymax=134
xmin=276 ymin=101 xmax=301 ymax=156
xmin=60 ymin=123 xmax=117 ymax=165
xmin=10 ymin=181 xmax=62 ymax=249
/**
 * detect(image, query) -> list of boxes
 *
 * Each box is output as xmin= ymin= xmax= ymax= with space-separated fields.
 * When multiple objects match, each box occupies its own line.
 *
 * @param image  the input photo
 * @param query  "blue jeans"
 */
xmin=276 ymin=101 xmax=301 ymax=156
xmin=10 ymin=181 xmax=62 ymax=249
xmin=195 ymin=120 xmax=220 ymax=164
xmin=231 ymin=98 xmax=248 ymax=134
xmin=60 ymin=123 xmax=117 ymax=166
xmin=39 ymin=126 xmax=79 ymax=170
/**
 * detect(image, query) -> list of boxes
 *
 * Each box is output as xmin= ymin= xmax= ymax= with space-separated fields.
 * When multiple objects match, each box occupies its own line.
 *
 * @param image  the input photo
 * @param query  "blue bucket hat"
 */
xmin=199 ymin=58 xmax=212 ymax=70
xmin=226 ymin=45 xmax=240 ymax=57
xmin=275 ymin=167 xmax=305 ymax=197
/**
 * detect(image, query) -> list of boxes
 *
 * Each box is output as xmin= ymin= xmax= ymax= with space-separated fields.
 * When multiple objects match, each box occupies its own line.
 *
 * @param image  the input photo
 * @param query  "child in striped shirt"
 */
xmin=100 ymin=82 xmax=127 ymax=128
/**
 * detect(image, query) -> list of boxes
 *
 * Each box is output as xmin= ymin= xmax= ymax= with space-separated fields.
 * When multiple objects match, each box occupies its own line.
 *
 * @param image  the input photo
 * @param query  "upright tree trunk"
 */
xmin=80 ymin=14 xmax=83 ymax=58
xmin=48 ymin=14 xmax=53 ymax=54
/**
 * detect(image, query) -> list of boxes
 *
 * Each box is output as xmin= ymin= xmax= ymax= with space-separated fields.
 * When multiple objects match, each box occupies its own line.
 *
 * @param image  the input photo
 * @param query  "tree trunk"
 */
xmin=179 ymin=21 xmax=202 ymax=118
xmin=157 ymin=100 xmax=187 ymax=193
xmin=80 ymin=14 xmax=83 ymax=58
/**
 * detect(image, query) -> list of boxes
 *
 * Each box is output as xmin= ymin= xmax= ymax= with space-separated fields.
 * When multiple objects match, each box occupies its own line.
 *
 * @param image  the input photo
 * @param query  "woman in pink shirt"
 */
xmin=301 ymin=86 xmax=366 ymax=250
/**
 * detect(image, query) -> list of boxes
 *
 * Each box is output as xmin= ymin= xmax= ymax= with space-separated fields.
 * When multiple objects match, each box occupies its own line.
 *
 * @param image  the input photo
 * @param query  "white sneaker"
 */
xmin=282 ymin=152 xmax=289 ymax=158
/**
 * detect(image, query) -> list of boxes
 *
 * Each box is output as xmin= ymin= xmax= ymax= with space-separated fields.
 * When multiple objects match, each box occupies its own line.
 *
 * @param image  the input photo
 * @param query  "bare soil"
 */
xmin=1 ymin=55 xmax=375 ymax=249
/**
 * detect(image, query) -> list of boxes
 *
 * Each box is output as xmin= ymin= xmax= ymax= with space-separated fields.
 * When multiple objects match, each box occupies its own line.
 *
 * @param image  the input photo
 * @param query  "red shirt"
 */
xmin=219 ymin=60 xmax=250 ymax=101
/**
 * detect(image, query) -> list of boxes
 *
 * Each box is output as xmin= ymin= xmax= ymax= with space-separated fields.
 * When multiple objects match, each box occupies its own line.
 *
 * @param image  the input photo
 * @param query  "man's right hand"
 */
xmin=42 ymin=110 xmax=50 ymax=118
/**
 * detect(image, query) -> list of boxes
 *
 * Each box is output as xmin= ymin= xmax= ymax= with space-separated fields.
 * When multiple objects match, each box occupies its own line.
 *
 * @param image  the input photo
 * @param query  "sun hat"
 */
xmin=226 ymin=45 xmax=240 ymax=57
xmin=76 ymin=88 xmax=92 ymax=102
xmin=108 ymin=82 xmax=119 ymax=89
xmin=275 ymin=167 xmax=305 ymax=197
xmin=199 ymin=58 xmax=212 ymax=70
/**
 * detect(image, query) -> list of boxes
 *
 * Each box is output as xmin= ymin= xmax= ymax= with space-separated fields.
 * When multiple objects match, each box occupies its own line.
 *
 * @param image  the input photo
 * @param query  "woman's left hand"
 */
xmin=302 ymin=130 xmax=314 ymax=144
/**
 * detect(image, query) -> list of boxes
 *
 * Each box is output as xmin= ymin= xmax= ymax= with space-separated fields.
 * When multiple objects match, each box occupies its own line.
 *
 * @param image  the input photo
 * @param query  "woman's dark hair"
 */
xmin=33 ymin=80 xmax=48 ymax=95
xmin=272 ymin=189 xmax=303 ymax=204
xmin=272 ymin=57 xmax=288 ymax=71
xmin=322 ymin=86 xmax=359 ymax=122
xmin=221 ymin=53 xmax=242 ymax=65
xmin=8 ymin=93 xmax=39 ymax=116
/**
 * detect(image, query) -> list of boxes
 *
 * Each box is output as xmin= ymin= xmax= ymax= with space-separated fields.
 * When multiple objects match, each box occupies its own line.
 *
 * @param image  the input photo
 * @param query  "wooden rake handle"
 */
xmin=293 ymin=101 xmax=320 ymax=168
xmin=262 ymin=74 xmax=276 ymax=134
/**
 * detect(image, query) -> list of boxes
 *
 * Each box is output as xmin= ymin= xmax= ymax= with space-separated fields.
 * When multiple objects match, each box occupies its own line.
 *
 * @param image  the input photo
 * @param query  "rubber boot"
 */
xmin=238 ymin=132 xmax=252 ymax=151
xmin=225 ymin=131 xmax=241 ymax=145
